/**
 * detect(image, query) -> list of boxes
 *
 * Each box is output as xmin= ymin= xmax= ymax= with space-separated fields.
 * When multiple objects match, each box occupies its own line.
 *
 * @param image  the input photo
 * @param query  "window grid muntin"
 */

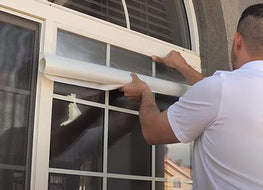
xmin=49 ymin=167 xmax=193 ymax=184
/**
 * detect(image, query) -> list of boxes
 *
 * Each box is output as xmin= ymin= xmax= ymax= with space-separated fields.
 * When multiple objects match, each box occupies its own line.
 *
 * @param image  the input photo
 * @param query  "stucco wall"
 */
xmin=193 ymin=0 xmax=229 ymax=76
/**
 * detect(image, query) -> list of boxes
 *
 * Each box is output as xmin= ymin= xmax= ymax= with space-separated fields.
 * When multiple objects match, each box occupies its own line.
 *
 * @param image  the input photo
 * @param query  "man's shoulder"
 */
xmin=194 ymin=71 xmax=224 ymax=89
xmin=184 ymin=72 xmax=223 ymax=100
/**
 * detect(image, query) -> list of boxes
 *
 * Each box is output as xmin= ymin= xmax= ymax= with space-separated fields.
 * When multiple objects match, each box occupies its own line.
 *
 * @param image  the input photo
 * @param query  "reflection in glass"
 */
xmin=0 ymin=21 xmax=35 ymax=90
xmin=0 ymin=169 xmax=25 ymax=190
xmin=109 ymin=90 xmax=140 ymax=111
xmin=156 ymin=144 xmax=192 ymax=189
xmin=0 ymin=92 xmax=29 ymax=165
xmin=57 ymin=30 xmax=106 ymax=65
xmin=108 ymin=178 xmax=151 ymax=190
xmin=54 ymin=82 xmax=105 ymax=103
xmin=108 ymin=111 xmax=151 ymax=176
xmin=156 ymin=62 xmax=187 ymax=83
xmin=49 ymin=0 xmax=126 ymax=27
xmin=49 ymin=173 xmax=102 ymax=190
xmin=127 ymin=0 xmax=191 ymax=49
xmin=156 ymin=180 xmax=192 ymax=190
xmin=110 ymin=46 xmax=152 ymax=76
xmin=49 ymin=99 xmax=104 ymax=172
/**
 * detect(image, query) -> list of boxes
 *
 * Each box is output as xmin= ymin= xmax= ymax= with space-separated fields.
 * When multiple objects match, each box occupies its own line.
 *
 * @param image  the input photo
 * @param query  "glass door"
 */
xmin=0 ymin=11 xmax=40 ymax=190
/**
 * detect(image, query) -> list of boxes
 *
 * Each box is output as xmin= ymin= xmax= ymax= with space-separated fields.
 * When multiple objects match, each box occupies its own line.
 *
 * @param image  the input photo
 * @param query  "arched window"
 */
xmin=49 ymin=0 xmax=191 ymax=49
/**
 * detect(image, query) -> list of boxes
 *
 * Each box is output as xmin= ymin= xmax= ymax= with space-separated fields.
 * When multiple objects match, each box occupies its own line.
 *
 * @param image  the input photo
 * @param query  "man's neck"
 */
xmin=235 ymin=56 xmax=263 ymax=69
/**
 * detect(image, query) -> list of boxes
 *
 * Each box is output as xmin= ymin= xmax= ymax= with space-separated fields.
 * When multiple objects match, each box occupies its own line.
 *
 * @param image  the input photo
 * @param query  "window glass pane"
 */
xmin=155 ymin=93 xmax=179 ymax=112
xmin=108 ymin=111 xmax=151 ymax=176
xmin=155 ymin=93 xmax=192 ymax=186
xmin=0 ymin=92 xmax=29 ymax=134
xmin=109 ymin=90 xmax=140 ymax=111
xmin=54 ymin=82 xmax=105 ymax=103
xmin=110 ymin=46 xmax=152 ymax=76
xmin=156 ymin=62 xmax=187 ymax=83
xmin=127 ymin=0 xmax=191 ymax=49
xmin=49 ymin=99 xmax=104 ymax=172
xmin=49 ymin=0 xmax=126 ymax=27
xmin=0 ymin=21 xmax=35 ymax=90
xmin=49 ymin=173 xmax=102 ymax=190
xmin=156 ymin=180 xmax=192 ymax=190
xmin=57 ymin=30 xmax=106 ymax=65
xmin=108 ymin=178 xmax=151 ymax=190
xmin=0 ymin=169 xmax=25 ymax=190
xmin=156 ymin=144 xmax=192 ymax=179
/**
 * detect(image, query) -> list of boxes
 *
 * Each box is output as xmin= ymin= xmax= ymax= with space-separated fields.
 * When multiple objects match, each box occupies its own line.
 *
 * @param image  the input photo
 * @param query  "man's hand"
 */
xmin=152 ymin=50 xmax=188 ymax=70
xmin=152 ymin=50 xmax=205 ymax=85
xmin=120 ymin=73 xmax=179 ymax=145
xmin=120 ymin=73 xmax=151 ymax=101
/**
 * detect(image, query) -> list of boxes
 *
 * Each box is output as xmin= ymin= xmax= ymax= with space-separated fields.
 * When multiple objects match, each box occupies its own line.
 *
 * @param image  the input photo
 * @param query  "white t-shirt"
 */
xmin=167 ymin=61 xmax=263 ymax=190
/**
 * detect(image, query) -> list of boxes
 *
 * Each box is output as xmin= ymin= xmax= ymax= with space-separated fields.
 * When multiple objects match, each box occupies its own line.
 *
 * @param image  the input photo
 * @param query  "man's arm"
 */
xmin=121 ymin=50 xmax=205 ymax=144
xmin=121 ymin=73 xmax=179 ymax=144
xmin=152 ymin=50 xmax=205 ymax=85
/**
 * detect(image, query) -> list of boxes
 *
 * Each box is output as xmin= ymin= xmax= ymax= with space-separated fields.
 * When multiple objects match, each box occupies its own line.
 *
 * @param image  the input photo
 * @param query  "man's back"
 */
xmin=193 ymin=61 xmax=263 ymax=189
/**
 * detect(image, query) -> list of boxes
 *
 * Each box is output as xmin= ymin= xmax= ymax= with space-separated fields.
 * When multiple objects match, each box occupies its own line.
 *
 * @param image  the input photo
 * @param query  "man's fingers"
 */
xmin=151 ymin=55 xmax=163 ymax=63
xmin=130 ymin=73 xmax=139 ymax=81
xmin=119 ymin=86 xmax=125 ymax=92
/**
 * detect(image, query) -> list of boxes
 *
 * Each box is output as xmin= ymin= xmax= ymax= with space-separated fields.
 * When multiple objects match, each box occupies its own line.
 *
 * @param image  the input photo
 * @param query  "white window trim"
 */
xmin=184 ymin=0 xmax=200 ymax=55
xmin=0 ymin=1 xmax=198 ymax=190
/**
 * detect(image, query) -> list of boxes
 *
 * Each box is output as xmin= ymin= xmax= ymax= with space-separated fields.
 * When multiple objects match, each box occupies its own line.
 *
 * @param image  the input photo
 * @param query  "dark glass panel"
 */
xmin=109 ymin=89 xmax=140 ymax=111
xmin=108 ymin=178 xmax=151 ymax=190
xmin=54 ymin=82 xmax=105 ymax=103
xmin=57 ymin=30 xmax=106 ymax=65
xmin=155 ymin=93 xmax=179 ymax=112
xmin=49 ymin=0 xmax=126 ymax=27
xmin=49 ymin=99 xmax=104 ymax=172
xmin=110 ymin=46 xmax=152 ymax=76
xmin=0 ymin=21 xmax=35 ymax=90
xmin=49 ymin=173 xmax=102 ymax=190
xmin=127 ymin=0 xmax=191 ymax=49
xmin=108 ymin=111 xmax=151 ymax=176
xmin=156 ymin=62 xmax=187 ymax=83
xmin=0 ymin=169 xmax=25 ymax=190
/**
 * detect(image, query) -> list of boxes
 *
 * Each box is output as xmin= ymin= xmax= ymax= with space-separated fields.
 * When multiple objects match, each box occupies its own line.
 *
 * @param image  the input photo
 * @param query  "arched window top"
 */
xmin=48 ymin=0 xmax=191 ymax=49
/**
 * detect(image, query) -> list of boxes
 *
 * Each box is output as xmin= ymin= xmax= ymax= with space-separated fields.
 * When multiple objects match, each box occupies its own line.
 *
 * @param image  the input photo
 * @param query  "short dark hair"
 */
xmin=237 ymin=4 xmax=263 ymax=56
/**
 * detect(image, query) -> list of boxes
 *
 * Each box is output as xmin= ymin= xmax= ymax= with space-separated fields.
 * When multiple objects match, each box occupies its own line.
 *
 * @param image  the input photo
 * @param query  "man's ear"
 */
xmin=234 ymin=32 xmax=243 ymax=49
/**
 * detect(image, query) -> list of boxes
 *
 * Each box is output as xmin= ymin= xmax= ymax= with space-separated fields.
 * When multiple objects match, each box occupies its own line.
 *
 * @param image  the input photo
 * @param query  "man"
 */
xmin=121 ymin=3 xmax=263 ymax=190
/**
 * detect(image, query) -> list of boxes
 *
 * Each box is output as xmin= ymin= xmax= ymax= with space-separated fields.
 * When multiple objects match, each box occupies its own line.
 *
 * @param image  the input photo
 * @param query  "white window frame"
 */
xmin=0 ymin=0 xmax=200 ymax=190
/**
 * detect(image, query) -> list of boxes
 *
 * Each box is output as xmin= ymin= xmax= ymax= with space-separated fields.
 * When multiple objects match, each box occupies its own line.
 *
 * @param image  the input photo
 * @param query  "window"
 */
xmin=0 ymin=1 xmax=199 ymax=190
xmin=47 ymin=30 xmax=193 ymax=190
xmin=48 ymin=0 xmax=191 ymax=49
xmin=0 ymin=11 xmax=40 ymax=190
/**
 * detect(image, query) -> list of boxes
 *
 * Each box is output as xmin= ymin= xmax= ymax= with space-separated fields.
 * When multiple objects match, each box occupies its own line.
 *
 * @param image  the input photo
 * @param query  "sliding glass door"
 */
xmin=0 ymin=11 xmax=40 ymax=190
